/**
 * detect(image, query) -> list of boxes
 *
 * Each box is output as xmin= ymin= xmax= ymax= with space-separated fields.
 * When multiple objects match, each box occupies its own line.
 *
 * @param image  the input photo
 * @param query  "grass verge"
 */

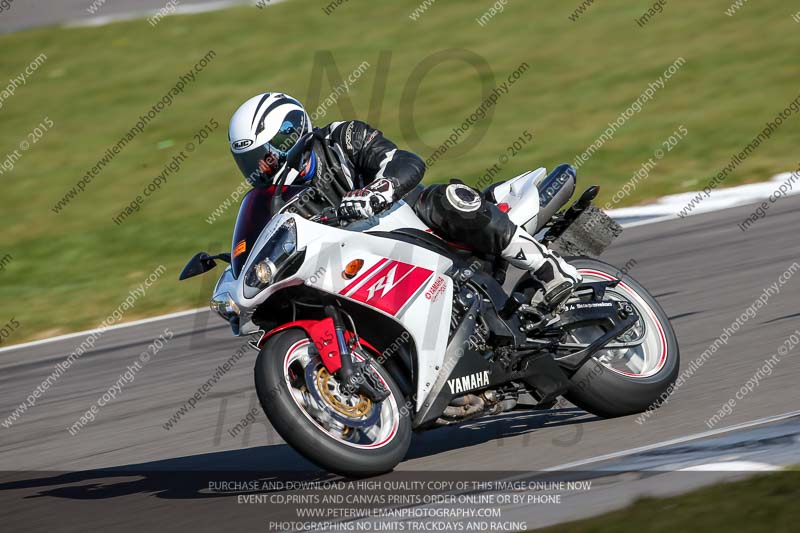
xmin=532 ymin=469 xmax=800 ymax=533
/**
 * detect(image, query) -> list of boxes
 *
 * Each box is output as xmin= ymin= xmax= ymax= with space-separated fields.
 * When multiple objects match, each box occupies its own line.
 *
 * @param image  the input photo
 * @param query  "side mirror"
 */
xmin=179 ymin=252 xmax=230 ymax=280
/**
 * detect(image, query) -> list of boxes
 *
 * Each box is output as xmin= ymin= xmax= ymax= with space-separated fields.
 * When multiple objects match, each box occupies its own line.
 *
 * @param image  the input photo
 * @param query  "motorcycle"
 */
xmin=180 ymin=142 xmax=679 ymax=477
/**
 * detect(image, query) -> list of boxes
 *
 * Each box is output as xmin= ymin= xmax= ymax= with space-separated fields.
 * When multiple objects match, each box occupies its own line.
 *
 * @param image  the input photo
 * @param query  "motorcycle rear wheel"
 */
xmin=561 ymin=257 xmax=681 ymax=418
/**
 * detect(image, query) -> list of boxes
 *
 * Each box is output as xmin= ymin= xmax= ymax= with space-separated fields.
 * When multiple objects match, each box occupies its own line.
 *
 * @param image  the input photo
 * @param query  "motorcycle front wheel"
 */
xmin=255 ymin=328 xmax=412 ymax=477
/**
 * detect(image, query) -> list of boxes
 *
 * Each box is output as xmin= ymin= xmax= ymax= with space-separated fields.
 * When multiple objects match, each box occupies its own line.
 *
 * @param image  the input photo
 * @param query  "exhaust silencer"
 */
xmin=527 ymin=164 xmax=577 ymax=234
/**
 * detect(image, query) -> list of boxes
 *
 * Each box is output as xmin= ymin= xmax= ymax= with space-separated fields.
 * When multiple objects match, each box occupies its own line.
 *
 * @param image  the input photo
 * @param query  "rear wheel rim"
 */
xmin=569 ymin=268 xmax=668 ymax=378
xmin=282 ymin=340 xmax=400 ymax=449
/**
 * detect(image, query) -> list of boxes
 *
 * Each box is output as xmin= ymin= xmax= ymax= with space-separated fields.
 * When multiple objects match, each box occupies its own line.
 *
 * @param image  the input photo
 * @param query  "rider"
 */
xmin=227 ymin=92 xmax=581 ymax=313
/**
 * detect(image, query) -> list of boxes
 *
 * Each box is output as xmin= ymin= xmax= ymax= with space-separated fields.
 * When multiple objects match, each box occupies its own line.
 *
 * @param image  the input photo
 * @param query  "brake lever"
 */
xmin=317 ymin=198 xmax=383 ymax=226
xmin=315 ymin=207 xmax=347 ymax=226
xmin=317 ymin=214 xmax=341 ymax=226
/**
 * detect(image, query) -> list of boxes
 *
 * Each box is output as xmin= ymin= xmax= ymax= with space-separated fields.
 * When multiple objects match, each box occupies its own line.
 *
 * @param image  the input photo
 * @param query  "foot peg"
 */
xmin=519 ymin=303 xmax=549 ymax=333
xmin=543 ymin=281 xmax=576 ymax=310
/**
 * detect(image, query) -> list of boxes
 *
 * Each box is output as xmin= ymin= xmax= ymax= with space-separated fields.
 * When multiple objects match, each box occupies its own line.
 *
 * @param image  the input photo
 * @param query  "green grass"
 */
xmin=532 ymin=469 xmax=800 ymax=532
xmin=0 ymin=0 xmax=798 ymax=343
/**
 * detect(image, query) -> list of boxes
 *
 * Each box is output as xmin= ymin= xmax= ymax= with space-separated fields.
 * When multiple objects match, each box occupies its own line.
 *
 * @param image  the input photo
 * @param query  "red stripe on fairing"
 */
xmin=580 ymin=268 xmax=668 ymax=377
xmin=348 ymin=260 xmax=434 ymax=316
xmin=340 ymin=257 xmax=389 ymax=296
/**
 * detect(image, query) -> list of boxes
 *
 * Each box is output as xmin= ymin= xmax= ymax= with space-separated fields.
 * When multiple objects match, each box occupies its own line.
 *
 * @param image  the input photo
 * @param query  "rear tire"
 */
xmin=254 ymin=328 xmax=412 ymax=477
xmin=563 ymin=258 xmax=680 ymax=418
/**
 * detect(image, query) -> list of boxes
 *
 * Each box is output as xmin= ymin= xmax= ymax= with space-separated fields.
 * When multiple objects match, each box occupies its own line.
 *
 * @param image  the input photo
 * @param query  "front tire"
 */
xmin=562 ymin=258 xmax=680 ymax=418
xmin=254 ymin=328 xmax=412 ymax=477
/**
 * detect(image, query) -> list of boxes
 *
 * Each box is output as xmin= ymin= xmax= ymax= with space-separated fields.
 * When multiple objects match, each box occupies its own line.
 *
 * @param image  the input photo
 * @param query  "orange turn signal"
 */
xmin=342 ymin=259 xmax=364 ymax=279
xmin=233 ymin=239 xmax=247 ymax=258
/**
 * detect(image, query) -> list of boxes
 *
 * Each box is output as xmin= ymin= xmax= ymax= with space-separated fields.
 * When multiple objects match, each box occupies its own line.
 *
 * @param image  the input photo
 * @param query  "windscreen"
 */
xmin=230 ymin=185 xmax=305 ymax=278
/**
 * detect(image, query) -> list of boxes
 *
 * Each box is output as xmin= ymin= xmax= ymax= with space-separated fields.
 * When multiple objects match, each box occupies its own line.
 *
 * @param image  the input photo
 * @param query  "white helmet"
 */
xmin=228 ymin=92 xmax=311 ymax=187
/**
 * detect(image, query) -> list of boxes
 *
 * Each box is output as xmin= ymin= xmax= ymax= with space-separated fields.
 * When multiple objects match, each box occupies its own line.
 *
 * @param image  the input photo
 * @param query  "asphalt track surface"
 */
xmin=2 ymin=195 xmax=799 ymax=530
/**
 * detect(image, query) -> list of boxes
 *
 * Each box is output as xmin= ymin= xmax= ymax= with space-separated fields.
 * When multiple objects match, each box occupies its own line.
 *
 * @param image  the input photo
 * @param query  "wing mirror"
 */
xmin=179 ymin=252 xmax=231 ymax=280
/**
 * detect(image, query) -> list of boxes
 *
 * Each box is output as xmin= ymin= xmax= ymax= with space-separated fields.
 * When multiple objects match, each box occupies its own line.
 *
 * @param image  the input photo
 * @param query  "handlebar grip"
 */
xmin=335 ymin=205 xmax=350 ymax=220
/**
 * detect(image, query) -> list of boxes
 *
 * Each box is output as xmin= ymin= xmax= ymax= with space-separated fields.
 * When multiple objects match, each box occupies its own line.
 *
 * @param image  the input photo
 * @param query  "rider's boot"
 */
xmin=501 ymin=226 xmax=582 ymax=314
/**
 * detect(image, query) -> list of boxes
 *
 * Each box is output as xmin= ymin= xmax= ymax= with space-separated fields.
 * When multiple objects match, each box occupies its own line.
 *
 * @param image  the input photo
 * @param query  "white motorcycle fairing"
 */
xmin=215 ymin=201 xmax=455 ymax=410
xmin=489 ymin=167 xmax=545 ymax=234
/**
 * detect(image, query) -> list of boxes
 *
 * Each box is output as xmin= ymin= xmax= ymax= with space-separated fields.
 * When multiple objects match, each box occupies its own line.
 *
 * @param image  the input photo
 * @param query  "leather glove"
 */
xmin=338 ymin=178 xmax=395 ymax=219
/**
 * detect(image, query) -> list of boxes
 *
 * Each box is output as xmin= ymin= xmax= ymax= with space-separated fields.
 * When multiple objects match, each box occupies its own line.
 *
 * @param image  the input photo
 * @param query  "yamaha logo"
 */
xmin=232 ymin=139 xmax=253 ymax=150
xmin=447 ymin=370 xmax=490 ymax=395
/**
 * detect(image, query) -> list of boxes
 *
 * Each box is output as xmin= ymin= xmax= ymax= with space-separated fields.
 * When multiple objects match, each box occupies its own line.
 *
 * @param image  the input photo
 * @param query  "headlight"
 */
xmin=244 ymin=218 xmax=297 ymax=297
xmin=252 ymin=260 xmax=275 ymax=286
xmin=210 ymin=292 xmax=240 ymax=321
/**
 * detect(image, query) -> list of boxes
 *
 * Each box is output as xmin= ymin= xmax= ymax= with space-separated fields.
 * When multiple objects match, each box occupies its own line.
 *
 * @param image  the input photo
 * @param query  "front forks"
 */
xmin=325 ymin=305 xmax=389 ymax=402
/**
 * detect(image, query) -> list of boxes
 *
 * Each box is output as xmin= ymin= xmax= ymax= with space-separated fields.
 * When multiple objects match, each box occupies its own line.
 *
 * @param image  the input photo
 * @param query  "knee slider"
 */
xmin=445 ymin=184 xmax=481 ymax=213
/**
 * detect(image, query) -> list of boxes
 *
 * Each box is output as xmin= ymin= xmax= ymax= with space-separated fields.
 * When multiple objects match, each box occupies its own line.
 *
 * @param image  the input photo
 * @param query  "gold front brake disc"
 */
xmin=315 ymin=367 xmax=372 ymax=418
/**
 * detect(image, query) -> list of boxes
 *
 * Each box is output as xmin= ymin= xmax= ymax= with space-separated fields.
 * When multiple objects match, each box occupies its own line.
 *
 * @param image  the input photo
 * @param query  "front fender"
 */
xmin=258 ymin=319 xmax=382 ymax=374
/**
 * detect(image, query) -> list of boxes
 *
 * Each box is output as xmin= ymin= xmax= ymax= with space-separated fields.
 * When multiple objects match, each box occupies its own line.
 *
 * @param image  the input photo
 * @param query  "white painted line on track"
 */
xmin=615 ymin=214 xmax=677 ymax=228
xmin=0 ymin=308 xmax=209 ymax=354
xmin=679 ymin=461 xmax=781 ymax=472
xmin=543 ymin=409 xmax=800 ymax=472
xmin=606 ymin=169 xmax=800 ymax=227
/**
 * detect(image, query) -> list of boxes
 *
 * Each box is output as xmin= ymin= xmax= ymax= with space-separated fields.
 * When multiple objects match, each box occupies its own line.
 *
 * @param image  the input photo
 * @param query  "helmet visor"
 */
xmin=233 ymin=110 xmax=307 ymax=186
xmin=269 ymin=109 xmax=307 ymax=153
xmin=233 ymin=143 xmax=284 ymax=186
